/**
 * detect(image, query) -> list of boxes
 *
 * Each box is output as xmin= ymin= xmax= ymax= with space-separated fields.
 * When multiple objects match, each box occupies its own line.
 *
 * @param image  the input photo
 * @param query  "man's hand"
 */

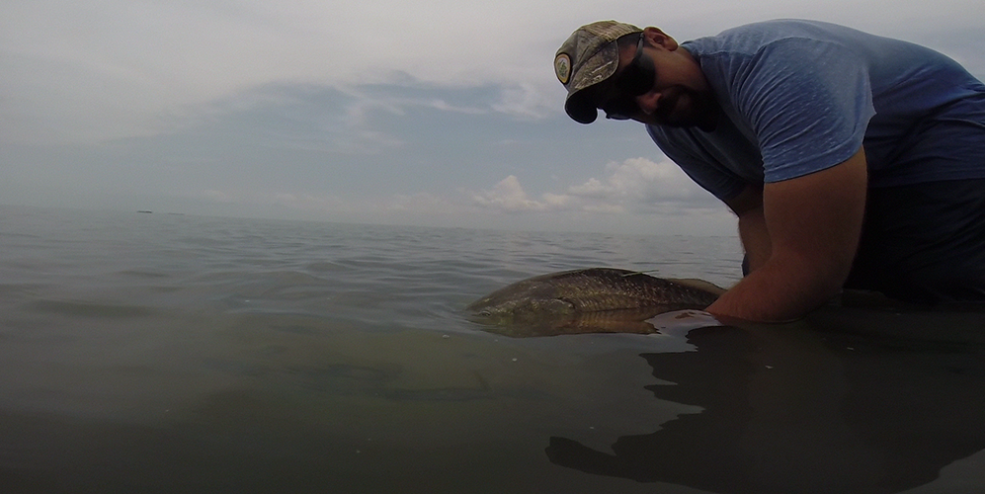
xmin=648 ymin=310 xmax=725 ymax=333
xmin=710 ymin=148 xmax=868 ymax=322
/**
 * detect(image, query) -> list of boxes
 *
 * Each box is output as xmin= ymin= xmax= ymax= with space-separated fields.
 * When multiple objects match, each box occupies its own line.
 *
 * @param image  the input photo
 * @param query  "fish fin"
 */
xmin=666 ymin=278 xmax=727 ymax=296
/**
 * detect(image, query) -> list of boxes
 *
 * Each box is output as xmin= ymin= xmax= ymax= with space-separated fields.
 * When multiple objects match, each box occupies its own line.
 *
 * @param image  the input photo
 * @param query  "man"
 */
xmin=555 ymin=20 xmax=985 ymax=322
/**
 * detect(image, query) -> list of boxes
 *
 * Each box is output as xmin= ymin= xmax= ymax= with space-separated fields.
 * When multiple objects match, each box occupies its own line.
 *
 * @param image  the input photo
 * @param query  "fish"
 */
xmin=467 ymin=268 xmax=725 ymax=336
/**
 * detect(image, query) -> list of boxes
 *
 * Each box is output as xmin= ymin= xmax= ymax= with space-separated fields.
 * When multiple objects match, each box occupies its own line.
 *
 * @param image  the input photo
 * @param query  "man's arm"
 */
xmin=708 ymin=148 xmax=868 ymax=322
xmin=725 ymin=184 xmax=770 ymax=273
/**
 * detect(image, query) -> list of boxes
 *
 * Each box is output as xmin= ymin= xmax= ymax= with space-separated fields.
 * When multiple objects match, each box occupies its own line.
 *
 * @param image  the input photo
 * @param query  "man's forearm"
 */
xmin=707 ymin=253 xmax=847 ymax=322
xmin=713 ymin=211 xmax=829 ymax=323
xmin=709 ymin=149 xmax=868 ymax=322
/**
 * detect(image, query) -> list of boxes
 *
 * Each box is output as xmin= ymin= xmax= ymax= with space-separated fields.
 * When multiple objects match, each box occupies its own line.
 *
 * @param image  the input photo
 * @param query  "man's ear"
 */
xmin=644 ymin=26 xmax=679 ymax=50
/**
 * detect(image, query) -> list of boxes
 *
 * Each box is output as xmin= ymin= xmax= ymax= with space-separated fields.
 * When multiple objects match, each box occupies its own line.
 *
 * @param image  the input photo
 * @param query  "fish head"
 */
xmin=467 ymin=279 xmax=575 ymax=324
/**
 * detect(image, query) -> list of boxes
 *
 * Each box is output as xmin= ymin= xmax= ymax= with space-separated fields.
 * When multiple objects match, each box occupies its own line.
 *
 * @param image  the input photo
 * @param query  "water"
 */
xmin=1 ymin=205 xmax=983 ymax=494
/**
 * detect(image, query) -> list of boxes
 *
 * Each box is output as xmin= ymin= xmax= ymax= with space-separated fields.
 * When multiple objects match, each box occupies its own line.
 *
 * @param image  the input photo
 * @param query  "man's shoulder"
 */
xmin=687 ymin=19 xmax=866 ymax=57
xmin=716 ymin=19 xmax=844 ymax=36
xmin=684 ymin=19 xmax=878 ymax=95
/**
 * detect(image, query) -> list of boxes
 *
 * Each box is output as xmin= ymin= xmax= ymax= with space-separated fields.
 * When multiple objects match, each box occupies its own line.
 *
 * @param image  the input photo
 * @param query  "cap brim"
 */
xmin=564 ymin=89 xmax=598 ymax=124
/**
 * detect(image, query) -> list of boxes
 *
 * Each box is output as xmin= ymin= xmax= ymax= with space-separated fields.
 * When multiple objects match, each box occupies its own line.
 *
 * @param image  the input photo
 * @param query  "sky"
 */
xmin=2 ymin=0 xmax=983 ymax=235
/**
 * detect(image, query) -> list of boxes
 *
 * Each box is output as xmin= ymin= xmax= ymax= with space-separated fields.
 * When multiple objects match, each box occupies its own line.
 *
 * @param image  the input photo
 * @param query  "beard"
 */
xmin=653 ymin=86 xmax=720 ymax=131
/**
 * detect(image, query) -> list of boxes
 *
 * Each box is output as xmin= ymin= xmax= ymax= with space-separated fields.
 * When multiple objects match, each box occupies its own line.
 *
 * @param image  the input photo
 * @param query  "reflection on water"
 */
xmin=0 ymin=314 xmax=696 ymax=494
xmin=547 ymin=308 xmax=985 ymax=494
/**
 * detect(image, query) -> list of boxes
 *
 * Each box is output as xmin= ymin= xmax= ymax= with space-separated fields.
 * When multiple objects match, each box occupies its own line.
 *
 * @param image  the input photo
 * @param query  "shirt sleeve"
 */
xmin=730 ymin=37 xmax=876 ymax=182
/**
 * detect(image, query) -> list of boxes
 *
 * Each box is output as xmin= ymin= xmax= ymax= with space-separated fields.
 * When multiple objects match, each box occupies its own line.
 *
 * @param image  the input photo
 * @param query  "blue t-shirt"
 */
xmin=647 ymin=20 xmax=985 ymax=201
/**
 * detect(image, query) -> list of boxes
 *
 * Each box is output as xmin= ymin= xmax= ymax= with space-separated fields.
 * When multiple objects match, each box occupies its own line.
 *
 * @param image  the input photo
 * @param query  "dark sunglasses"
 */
xmin=599 ymin=33 xmax=657 ymax=120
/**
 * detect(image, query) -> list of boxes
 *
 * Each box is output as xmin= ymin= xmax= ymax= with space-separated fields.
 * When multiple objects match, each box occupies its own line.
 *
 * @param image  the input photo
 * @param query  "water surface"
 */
xmin=1 ymin=206 xmax=982 ymax=493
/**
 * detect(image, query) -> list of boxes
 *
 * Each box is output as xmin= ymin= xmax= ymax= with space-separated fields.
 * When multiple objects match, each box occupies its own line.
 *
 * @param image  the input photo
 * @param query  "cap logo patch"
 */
xmin=554 ymin=53 xmax=571 ymax=85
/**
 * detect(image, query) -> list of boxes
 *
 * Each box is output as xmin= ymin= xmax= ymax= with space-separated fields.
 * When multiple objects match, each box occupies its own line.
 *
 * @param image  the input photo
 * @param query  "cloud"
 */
xmin=3 ymin=0 xmax=982 ymax=146
xmin=461 ymin=158 xmax=737 ymax=234
xmin=0 ymin=0 xmax=561 ymax=145
xmin=470 ymin=157 xmax=721 ymax=216
xmin=2 ymin=0 xmax=981 ymax=237
xmin=471 ymin=175 xmax=549 ymax=212
xmin=491 ymin=82 xmax=555 ymax=120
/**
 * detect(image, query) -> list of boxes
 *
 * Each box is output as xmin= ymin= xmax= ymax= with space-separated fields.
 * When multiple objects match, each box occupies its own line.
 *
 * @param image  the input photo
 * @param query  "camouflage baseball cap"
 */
xmin=555 ymin=20 xmax=641 ymax=124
